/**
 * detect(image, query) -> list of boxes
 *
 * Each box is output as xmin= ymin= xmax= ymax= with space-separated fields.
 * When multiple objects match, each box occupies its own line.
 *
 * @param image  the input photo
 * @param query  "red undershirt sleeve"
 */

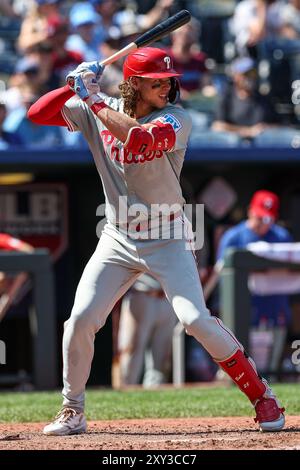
xmin=27 ymin=85 xmax=75 ymax=127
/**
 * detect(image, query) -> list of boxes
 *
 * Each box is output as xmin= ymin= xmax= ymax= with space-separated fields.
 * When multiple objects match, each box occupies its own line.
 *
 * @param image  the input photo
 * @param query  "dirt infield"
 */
xmin=0 ymin=416 xmax=299 ymax=450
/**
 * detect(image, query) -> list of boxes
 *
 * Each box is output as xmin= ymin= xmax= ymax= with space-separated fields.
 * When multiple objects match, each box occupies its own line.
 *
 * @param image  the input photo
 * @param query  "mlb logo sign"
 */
xmin=161 ymin=114 xmax=182 ymax=133
xmin=0 ymin=183 xmax=68 ymax=261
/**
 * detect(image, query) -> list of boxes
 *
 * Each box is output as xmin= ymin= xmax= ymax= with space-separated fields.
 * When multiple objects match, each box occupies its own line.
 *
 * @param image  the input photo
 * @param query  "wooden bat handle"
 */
xmin=99 ymin=43 xmax=137 ymax=67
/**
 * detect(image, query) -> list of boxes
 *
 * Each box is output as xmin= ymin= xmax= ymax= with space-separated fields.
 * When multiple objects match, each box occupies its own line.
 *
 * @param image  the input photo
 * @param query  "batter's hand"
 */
xmin=67 ymin=71 xmax=100 ymax=100
xmin=67 ymin=61 xmax=104 ymax=83
xmin=66 ymin=61 xmax=104 ymax=93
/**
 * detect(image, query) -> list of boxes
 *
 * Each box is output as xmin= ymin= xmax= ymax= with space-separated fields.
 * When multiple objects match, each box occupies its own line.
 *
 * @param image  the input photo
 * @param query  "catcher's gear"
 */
xmin=123 ymin=47 xmax=181 ymax=80
xmin=124 ymin=122 xmax=175 ymax=155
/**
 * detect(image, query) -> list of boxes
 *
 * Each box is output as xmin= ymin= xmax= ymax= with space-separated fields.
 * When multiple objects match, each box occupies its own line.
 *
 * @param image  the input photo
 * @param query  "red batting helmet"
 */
xmin=123 ymin=47 xmax=181 ymax=80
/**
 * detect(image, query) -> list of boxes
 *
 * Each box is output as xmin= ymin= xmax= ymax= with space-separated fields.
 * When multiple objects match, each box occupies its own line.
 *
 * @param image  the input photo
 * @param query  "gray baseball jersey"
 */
xmin=62 ymin=95 xmax=192 ymax=229
xmin=60 ymin=95 xmax=242 ymax=411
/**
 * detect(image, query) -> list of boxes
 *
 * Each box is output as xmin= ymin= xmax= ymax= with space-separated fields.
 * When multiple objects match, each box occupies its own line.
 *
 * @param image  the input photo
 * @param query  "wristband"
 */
xmin=90 ymin=101 xmax=108 ymax=115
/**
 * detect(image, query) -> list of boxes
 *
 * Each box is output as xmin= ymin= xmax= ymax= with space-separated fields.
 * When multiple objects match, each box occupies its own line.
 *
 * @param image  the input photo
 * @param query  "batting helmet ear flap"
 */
xmin=169 ymin=77 xmax=180 ymax=104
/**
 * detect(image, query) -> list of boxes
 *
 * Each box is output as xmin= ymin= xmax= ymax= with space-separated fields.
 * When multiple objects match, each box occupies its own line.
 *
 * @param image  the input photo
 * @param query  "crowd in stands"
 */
xmin=1 ymin=0 xmax=300 ymax=149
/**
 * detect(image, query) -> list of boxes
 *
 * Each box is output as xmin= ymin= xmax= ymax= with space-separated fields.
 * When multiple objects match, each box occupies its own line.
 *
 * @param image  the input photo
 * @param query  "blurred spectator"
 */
xmin=231 ymin=0 xmax=300 ymax=86
xmin=217 ymin=190 xmax=293 ymax=373
xmin=212 ymin=57 xmax=279 ymax=139
xmin=0 ymin=56 xmax=53 ymax=115
xmin=258 ymin=0 xmax=300 ymax=84
xmin=91 ymin=0 xmax=175 ymax=41
xmin=10 ymin=1 xmax=37 ymax=17
xmin=0 ymin=102 xmax=22 ymax=149
xmin=165 ymin=17 xmax=214 ymax=101
xmin=18 ymin=0 xmax=62 ymax=54
xmin=100 ymin=39 xmax=131 ymax=97
xmin=90 ymin=0 xmax=120 ymax=35
xmin=3 ymin=90 xmax=62 ymax=148
xmin=114 ymin=0 xmax=175 ymax=31
xmin=230 ymin=0 xmax=284 ymax=55
xmin=217 ymin=190 xmax=293 ymax=327
xmin=0 ymin=0 xmax=21 ymax=18
xmin=66 ymin=2 xmax=103 ymax=62
xmin=281 ymin=0 xmax=300 ymax=38
xmin=47 ymin=17 xmax=83 ymax=85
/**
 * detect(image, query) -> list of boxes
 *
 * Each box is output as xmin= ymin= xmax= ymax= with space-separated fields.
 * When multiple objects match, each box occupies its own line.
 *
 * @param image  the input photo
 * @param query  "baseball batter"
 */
xmin=28 ymin=47 xmax=285 ymax=435
xmin=118 ymin=273 xmax=178 ymax=386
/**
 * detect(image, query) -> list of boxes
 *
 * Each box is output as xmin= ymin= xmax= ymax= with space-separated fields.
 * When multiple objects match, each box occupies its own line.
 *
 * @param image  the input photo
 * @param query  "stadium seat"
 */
xmin=253 ymin=127 xmax=300 ymax=148
xmin=189 ymin=130 xmax=242 ymax=147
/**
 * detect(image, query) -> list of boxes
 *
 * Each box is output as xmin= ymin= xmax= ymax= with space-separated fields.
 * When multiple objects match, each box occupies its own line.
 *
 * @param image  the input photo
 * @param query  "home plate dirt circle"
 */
xmin=0 ymin=416 xmax=299 ymax=450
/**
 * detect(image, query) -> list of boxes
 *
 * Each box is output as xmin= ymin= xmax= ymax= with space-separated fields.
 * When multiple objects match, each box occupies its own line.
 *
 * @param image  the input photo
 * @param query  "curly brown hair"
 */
xmin=118 ymin=79 xmax=138 ymax=118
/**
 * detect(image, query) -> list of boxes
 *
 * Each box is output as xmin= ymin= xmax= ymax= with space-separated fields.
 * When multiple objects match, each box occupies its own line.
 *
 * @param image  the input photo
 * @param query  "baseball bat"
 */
xmin=99 ymin=10 xmax=191 ymax=67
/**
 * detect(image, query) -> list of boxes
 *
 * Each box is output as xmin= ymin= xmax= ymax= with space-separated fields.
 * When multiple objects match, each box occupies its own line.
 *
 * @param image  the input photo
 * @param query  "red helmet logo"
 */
xmin=123 ymin=47 xmax=181 ymax=80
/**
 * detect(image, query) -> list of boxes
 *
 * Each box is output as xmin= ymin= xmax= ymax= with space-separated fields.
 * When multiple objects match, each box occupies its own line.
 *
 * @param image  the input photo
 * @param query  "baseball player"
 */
xmin=118 ymin=273 xmax=178 ymax=386
xmin=28 ymin=47 xmax=285 ymax=435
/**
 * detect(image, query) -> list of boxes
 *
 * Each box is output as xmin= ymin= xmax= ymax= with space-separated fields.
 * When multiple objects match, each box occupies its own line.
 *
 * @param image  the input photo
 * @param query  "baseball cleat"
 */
xmin=43 ymin=407 xmax=87 ymax=436
xmin=254 ymin=397 xmax=285 ymax=432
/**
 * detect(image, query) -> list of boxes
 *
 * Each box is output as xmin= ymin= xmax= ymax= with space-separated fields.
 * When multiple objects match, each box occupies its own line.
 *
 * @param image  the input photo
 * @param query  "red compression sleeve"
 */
xmin=27 ymin=85 xmax=75 ymax=126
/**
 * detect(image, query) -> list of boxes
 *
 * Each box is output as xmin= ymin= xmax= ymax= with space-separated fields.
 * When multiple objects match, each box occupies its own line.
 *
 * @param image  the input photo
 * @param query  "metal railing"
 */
xmin=172 ymin=248 xmax=300 ymax=384
xmin=220 ymin=248 xmax=300 ymax=350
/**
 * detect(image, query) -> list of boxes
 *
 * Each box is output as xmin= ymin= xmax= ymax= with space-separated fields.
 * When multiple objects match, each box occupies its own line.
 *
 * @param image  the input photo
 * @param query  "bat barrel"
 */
xmin=135 ymin=10 xmax=191 ymax=48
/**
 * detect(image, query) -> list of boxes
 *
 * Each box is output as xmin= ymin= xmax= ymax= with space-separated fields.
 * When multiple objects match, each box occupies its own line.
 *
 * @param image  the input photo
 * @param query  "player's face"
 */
xmin=248 ymin=211 xmax=274 ymax=236
xmin=136 ymin=77 xmax=172 ymax=110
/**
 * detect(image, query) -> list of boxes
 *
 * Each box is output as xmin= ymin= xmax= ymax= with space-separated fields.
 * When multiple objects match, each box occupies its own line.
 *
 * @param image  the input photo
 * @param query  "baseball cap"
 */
xmin=231 ymin=57 xmax=256 ymax=74
xmin=70 ymin=2 xmax=100 ymax=28
xmin=249 ymin=190 xmax=279 ymax=221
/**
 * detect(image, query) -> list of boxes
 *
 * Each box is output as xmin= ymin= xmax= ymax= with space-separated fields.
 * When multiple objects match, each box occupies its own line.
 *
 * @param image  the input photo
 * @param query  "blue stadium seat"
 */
xmin=189 ymin=130 xmax=241 ymax=147
xmin=253 ymin=127 xmax=300 ymax=148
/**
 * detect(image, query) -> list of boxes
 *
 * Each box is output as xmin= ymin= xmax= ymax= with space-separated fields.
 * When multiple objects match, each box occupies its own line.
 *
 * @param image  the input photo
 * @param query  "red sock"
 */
xmin=217 ymin=349 xmax=266 ymax=402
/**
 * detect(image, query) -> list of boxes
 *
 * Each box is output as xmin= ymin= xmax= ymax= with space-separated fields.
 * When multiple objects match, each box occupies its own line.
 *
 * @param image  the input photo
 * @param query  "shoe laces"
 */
xmin=54 ymin=407 xmax=77 ymax=423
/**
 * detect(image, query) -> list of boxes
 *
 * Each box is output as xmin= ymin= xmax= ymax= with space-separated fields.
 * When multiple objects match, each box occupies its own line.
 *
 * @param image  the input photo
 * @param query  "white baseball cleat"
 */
xmin=43 ymin=407 xmax=87 ymax=436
